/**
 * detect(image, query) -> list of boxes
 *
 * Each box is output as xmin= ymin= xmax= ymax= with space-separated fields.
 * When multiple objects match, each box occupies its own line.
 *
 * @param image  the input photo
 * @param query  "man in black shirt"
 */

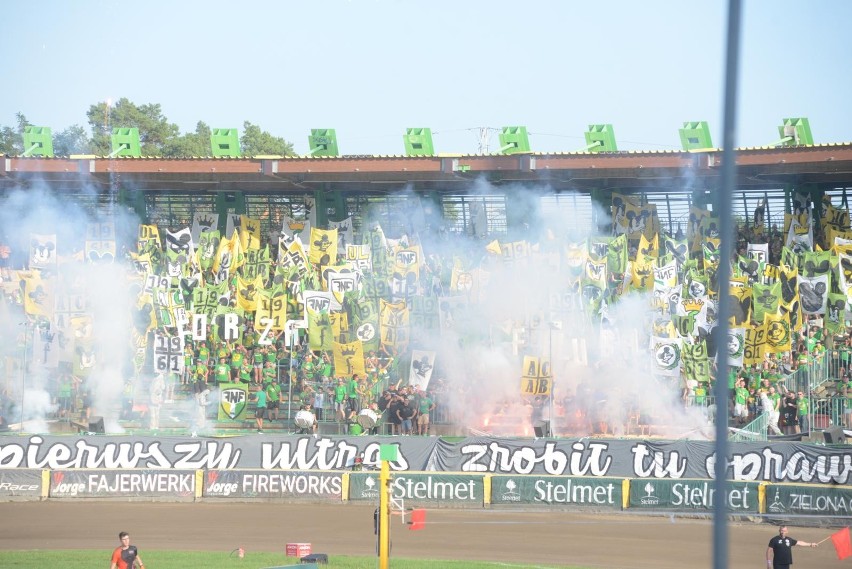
xmin=766 ymin=525 xmax=817 ymax=569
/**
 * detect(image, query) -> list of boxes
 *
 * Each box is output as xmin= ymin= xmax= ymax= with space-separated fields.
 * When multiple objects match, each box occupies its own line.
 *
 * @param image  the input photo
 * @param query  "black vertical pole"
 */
xmin=714 ymin=2 xmax=742 ymax=569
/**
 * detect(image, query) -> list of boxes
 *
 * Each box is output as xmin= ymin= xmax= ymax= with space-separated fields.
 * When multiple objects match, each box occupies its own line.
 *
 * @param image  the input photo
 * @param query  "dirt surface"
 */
xmin=0 ymin=501 xmax=841 ymax=568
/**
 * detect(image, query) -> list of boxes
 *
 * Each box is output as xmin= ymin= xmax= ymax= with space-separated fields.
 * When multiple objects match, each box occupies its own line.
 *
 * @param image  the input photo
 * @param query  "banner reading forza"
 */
xmin=349 ymin=472 xmax=484 ymax=504
xmin=1 ymin=436 xmax=851 ymax=485
xmin=490 ymin=475 xmax=622 ymax=508
xmin=628 ymin=479 xmax=760 ymax=513
xmin=203 ymin=470 xmax=342 ymax=500
xmin=49 ymin=469 xmax=196 ymax=498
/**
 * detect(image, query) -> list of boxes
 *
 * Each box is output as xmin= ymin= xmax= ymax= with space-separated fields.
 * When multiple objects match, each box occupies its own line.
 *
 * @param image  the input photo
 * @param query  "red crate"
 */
xmin=286 ymin=543 xmax=312 ymax=557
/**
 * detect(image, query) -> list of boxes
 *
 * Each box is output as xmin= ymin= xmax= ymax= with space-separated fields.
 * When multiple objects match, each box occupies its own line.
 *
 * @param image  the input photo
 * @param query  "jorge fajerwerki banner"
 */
xmin=1 ymin=435 xmax=850 ymax=485
xmin=49 ymin=469 xmax=196 ymax=498
xmin=0 ymin=469 xmax=42 ymax=497
xmin=490 ymin=475 xmax=622 ymax=508
xmin=203 ymin=469 xmax=342 ymax=500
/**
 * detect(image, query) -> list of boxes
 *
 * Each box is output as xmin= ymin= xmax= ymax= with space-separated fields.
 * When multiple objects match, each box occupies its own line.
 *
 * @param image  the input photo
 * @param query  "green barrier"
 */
xmin=765 ymin=483 xmax=852 ymax=517
xmin=349 ymin=472 xmax=484 ymax=504
xmin=490 ymin=475 xmax=623 ymax=509
xmin=629 ymin=479 xmax=760 ymax=513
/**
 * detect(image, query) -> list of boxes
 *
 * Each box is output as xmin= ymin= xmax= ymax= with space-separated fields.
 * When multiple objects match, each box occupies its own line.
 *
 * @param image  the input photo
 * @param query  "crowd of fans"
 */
xmin=3 ymin=208 xmax=852 ymax=438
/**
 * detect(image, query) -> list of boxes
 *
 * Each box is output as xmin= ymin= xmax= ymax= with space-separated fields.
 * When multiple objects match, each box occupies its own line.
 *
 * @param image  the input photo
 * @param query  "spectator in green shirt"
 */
xmin=265 ymin=380 xmax=282 ymax=421
xmin=262 ymin=361 xmax=277 ymax=385
xmin=230 ymin=346 xmax=245 ymax=381
xmin=253 ymin=347 xmax=266 ymax=383
xmin=213 ymin=358 xmax=230 ymax=385
xmin=334 ymin=378 xmax=347 ymax=422
xmin=416 ymin=389 xmax=435 ymax=435
xmin=197 ymin=341 xmax=210 ymax=365
xmin=253 ymin=387 xmax=268 ymax=433
xmin=796 ymin=390 xmax=809 ymax=432
xmin=733 ymin=379 xmax=749 ymax=426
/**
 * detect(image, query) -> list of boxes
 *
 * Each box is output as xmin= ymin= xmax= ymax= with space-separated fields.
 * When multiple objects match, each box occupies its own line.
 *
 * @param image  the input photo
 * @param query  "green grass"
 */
xmin=0 ymin=550 xmax=584 ymax=569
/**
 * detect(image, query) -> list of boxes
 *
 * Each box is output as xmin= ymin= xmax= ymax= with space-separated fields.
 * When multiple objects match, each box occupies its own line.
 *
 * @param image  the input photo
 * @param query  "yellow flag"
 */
xmin=380 ymin=299 xmax=409 ymax=348
xmin=137 ymin=224 xmax=160 ymax=253
xmin=254 ymin=289 xmax=288 ymax=331
xmin=520 ymin=355 xmax=552 ymax=396
xmin=329 ymin=311 xmax=349 ymax=343
xmin=239 ymin=215 xmax=262 ymax=251
xmin=21 ymin=271 xmax=53 ymax=317
xmin=637 ymin=233 xmax=659 ymax=261
xmin=729 ymin=286 xmax=752 ymax=326
xmin=309 ymin=228 xmax=338 ymax=266
xmin=236 ymin=275 xmax=263 ymax=312
xmin=631 ymin=260 xmax=654 ymax=292
xmin=213 ymin=234 xmax=243 ymax=276
xmin=485 ymin=239 xmax=502 ymax=255
xmin=333 ymin=340 xmax=366 ymax=377
xmin=743 ymin=321 xmax=767 ymax=366
xmin=764 ymin=313 xmax=792 ymax=353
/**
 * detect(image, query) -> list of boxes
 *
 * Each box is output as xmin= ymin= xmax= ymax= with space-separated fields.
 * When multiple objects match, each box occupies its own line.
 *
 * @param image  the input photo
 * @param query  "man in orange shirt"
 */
xmin=110 ymin=531 xmax=145 ymax=569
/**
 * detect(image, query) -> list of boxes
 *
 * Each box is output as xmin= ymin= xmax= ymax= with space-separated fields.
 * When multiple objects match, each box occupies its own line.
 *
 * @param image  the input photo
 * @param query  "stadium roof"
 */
xmin=3 ymin=142 xmax=852 ymax=194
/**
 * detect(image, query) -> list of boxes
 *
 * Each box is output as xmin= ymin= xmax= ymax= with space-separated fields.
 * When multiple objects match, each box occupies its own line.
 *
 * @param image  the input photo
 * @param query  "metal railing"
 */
xmin=729 ymin=411 xmax=769 ymax=442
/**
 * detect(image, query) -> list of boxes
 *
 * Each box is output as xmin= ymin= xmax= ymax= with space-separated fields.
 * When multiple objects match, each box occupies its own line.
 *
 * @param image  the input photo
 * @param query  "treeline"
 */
xmin=0 ymin=98 xmax=294 ymax=157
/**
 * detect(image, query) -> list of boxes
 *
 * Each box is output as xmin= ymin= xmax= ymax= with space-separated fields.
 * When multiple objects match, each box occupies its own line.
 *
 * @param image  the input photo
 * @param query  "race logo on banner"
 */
xmin=409 ymin=350 xmax=436 ymax=390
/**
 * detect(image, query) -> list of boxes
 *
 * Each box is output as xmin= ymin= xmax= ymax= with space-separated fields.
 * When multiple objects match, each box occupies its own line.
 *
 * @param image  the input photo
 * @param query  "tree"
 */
xmin=0 ymin=125 xmax=20 ymax=156
xmin=240 ymin=121 xmax=294 ymax=157
xmin=86 ymin=98 xmax=180 ymax=155
xmin=53 ymin=125 xmax=91 ymax=156
xmin=163 ymin=121 xmax=212 ymax=157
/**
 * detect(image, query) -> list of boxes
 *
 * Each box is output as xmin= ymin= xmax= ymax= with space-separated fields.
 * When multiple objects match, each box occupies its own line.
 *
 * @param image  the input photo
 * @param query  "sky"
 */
xmin=1 ymin=0 xmax=850 ymax=156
